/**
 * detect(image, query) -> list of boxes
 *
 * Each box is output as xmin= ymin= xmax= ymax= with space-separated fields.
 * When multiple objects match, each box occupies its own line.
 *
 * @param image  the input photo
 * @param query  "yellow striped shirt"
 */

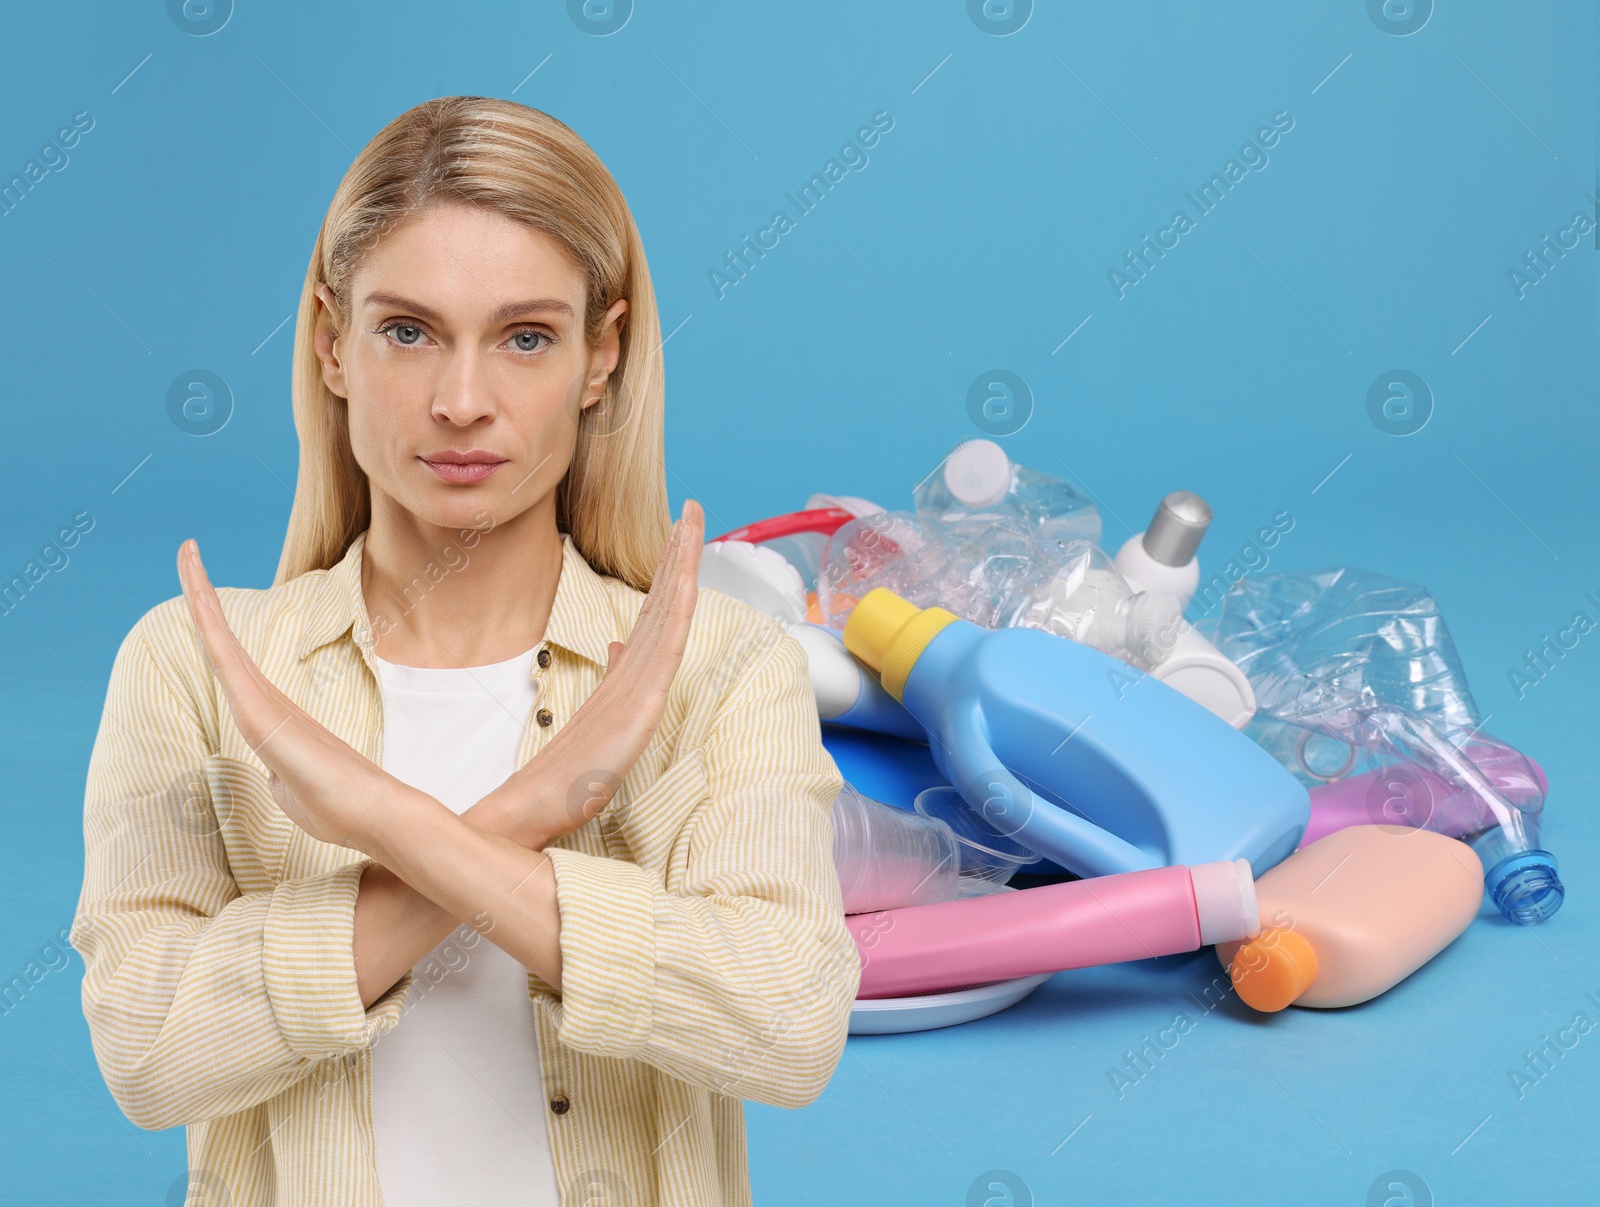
xmin=72 ymin=528 xmax=858 ymax=1205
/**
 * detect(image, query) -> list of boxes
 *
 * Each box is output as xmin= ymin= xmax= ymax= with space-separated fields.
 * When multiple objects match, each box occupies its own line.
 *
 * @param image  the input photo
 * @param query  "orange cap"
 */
xmin=1228 ymin=927 xmax=1319 ymax=1012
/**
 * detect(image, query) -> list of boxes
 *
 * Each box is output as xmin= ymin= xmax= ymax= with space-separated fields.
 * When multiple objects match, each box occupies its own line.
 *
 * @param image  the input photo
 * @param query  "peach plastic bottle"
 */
xmin=1215 ymin=825 xmax=1482 ymax=1011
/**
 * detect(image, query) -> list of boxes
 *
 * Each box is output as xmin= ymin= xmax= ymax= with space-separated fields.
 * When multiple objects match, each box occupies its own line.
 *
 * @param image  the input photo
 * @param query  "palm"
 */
xmin=479 ymin=501 xmax=705 ymax=846
xmin=176 ymin=540 xmax=405 ymax=850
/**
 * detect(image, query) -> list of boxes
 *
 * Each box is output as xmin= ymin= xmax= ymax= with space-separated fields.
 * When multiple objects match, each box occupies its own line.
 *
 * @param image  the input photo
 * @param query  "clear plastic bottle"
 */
xmin=1299 ymin=733 xmax=1549 ymax=846
xmin=912 ymin=438 xmax=1102 ymax=546
xmin=1214 ymin=566 xmax=1481 ymax=743
xmin=818 ymin=511 xmax=1181 ymax=672
xmin=1213 ymin=566 xmax=1564 ymax=924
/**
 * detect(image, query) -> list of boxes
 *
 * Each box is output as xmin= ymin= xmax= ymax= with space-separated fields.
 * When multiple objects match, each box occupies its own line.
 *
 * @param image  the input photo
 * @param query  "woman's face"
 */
xmin=315 ymin=203 xmax=626 ymax=534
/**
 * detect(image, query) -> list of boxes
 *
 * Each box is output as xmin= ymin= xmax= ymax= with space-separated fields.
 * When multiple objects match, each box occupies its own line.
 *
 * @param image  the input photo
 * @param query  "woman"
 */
xmin=72 ymin=96 xmax=859 ymax=1206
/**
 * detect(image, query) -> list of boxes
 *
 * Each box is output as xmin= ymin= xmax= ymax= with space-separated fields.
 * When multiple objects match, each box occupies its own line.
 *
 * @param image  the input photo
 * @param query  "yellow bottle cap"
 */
xmin=842 ymin=588 xmax=958 ymax=701
xmin=1228 ymin=927 xmax=1319 ymax=1012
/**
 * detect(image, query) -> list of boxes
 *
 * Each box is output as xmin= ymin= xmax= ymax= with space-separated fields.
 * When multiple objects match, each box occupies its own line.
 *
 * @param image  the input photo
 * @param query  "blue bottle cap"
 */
xmin=1486 ymin=850 xmax=1564 ymax=925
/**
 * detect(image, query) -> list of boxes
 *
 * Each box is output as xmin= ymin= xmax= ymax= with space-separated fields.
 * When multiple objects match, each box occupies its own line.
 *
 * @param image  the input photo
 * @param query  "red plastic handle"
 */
xmin=709 ymin=507 xmax=857 ymax=545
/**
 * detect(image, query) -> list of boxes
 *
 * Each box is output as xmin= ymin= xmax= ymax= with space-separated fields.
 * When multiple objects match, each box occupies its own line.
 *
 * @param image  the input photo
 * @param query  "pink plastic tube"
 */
xmin=848 ymin=860 xmax=1258 ymax=999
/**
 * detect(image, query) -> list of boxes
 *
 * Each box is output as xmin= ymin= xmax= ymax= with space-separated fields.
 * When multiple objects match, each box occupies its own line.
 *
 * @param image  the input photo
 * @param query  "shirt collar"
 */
xmin=295 ymin=529 xmax=622 ymax=667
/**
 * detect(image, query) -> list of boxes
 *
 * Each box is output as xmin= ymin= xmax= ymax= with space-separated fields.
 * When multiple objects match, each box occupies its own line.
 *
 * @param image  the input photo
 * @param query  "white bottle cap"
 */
xmin=1190 ymin=858 xmax=1260 ymax=946
xmin=942 ymin=439 xmax=1012 ymax=508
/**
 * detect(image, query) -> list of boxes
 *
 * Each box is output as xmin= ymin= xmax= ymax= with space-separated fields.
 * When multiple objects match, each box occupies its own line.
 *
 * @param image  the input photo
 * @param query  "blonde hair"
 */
xmin=274 ymin=96 xmax=670 ymax=591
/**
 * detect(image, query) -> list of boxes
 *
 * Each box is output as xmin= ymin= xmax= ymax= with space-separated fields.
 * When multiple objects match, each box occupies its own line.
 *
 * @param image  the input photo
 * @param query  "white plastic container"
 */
xmin=1147 ymin=625 xmax=1258 ymax=729
xmin=1113 ymin=492 xmax=1257 ymax=729
xmin=1115 ymin=491 xmax=1211 ymax=608
xmin=697 ymin=539 xmax=807 ymax=624
xmin=804 ymin=491 xmax=886 ymax=518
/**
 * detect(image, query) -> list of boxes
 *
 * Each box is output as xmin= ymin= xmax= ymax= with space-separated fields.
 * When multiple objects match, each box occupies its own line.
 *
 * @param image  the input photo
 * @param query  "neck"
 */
xmin=362 ymin=490 xmax=565 ymax=668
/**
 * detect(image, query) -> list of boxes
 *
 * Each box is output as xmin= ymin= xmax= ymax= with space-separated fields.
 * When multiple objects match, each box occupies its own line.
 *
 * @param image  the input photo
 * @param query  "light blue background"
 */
xmin=1 ymin=2 xmax=1595 ymax=1204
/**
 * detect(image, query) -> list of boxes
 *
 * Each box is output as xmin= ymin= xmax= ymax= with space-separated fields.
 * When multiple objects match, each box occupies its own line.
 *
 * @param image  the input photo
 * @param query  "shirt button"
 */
xmin=536 ymin=708 xmax=554 ymax=728
xmin=537 ymin=648 xmax=551 ymax=669
xmin=549 ymin=1093 xmax=570 ymax=1115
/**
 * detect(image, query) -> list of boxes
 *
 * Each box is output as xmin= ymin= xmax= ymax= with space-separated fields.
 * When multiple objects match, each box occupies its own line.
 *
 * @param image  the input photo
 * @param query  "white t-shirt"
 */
xmin=369 ymin=644 xmax=562 ymax=1207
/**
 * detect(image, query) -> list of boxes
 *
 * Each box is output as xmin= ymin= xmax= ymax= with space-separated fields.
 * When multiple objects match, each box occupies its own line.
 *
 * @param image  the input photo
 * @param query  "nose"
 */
xmin=431 ymin=346 xmax=496 ymax=427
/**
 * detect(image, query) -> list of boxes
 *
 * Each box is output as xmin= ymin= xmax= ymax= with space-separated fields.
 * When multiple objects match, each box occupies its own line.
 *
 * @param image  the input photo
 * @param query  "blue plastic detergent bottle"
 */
xmin=841 ymin=588 xmax=1309 ymax=878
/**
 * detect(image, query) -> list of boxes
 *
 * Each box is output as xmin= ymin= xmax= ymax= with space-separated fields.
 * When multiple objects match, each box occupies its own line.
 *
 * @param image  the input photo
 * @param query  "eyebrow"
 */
xmin=362 ymin=292 xmax=577 ymax=325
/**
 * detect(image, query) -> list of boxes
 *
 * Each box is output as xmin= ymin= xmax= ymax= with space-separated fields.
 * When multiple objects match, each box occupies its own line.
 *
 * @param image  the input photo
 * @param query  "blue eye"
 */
xmin=510 ymin=330 xmax=551 ymax=353
xmin=376 ymin=322 xmax=426 ymax=347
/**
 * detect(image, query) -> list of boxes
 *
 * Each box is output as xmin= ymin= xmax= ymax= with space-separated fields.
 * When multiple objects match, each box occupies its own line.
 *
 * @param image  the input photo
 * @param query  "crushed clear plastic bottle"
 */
xmin=913 ymin=438 xmax=1102 ymax=546
xmin=818 ymin=511 xmax=1181 ymax=672
xmin=1214 ymin=566 xmax=1564 ymax=924
xmin=1214 ymin=566 xmax=1481 ymax=741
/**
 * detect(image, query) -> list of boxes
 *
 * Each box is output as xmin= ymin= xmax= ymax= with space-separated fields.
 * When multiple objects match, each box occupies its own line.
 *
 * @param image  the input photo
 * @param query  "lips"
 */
xmin=420 ymin=451 xmax=507 ymax=485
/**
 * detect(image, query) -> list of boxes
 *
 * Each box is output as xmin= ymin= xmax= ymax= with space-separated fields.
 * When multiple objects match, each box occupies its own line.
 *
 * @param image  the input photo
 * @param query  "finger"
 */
xmin=178 ymin=540 xmax=267 ymax=702
xmin=614 ymin=503 xmax=701 ymax=673
xmin=600 ymin=511 xmax=703 ymax=708
xmin=659 ymin=501 xmax=702 ymax=621
xmin=177 ymin=543 xmax=364 ymax=761
xmin=620 ymin=528 xmax=674 ymax=654
xmin=659 ymin=501 xmax=702 ymax=640
xmin=624 ymin=511 xmax=696 ymax=667
xmin=627 ymin=514 xmax=685 ymax=651
xmin=651 ymin=510 xmax=686 ymax=602
xmin=571 ymin=503 xmax=703 ymax=715
xmin=655 ymin=505 xmax=703 ymax=664
xmin=513 ymin=511 xmax=706 ymax=811
xmin=674 ymin=501 xmax=705 ymax=598
xmin=176 ymin=541 xmax=302 ymax=750
xmin=651 ymin=503 xmax=699 ymax=625
xmin=178 ymin=541 xmax=283 ymax=707
xmin=643 ymin=510 xmax=684 ymax=600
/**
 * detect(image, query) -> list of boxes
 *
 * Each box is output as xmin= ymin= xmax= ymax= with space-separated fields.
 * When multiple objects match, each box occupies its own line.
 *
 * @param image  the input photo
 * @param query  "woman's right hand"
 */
xmin=175 ymin=536 xmax=438 ymax=854
xmin=471 ymin=499 xmax=706 ymax=849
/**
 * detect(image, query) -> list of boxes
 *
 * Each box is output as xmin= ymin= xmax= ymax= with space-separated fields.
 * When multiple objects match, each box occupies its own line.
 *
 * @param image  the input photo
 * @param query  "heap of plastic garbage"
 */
xmin=697 ymin=439 xmax=1564 ymax=1034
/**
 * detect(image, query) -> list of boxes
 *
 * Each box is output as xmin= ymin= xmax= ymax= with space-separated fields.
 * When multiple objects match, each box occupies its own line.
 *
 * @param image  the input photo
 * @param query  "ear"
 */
xmin=313 ymin=284 xmax=349 ymax=399
xmin=580 ymin=298 xmax=629 ymax=412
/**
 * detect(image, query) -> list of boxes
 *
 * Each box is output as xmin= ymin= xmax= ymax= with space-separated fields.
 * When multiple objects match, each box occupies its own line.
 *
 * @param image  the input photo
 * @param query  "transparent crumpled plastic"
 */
xmin=912 ymin=438 xmax=1102 ymax=547
xmin=831 ymin=782 xmax=962 ymax=914
xmin=1214 ymin=566 xmax=1480 ymax=742
xmin=1214 ymin=567 xmax=1563 ymax=924
xmin=817 ymin=511 xmax=1180 ymax=672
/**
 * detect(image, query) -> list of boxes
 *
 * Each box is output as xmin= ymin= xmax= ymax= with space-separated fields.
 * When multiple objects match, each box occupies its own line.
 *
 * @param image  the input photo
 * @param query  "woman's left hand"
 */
xmin=471 ymin=501 xmax=705 ymax=850
xmin=176 ymin=539 xmax=415 ymax=851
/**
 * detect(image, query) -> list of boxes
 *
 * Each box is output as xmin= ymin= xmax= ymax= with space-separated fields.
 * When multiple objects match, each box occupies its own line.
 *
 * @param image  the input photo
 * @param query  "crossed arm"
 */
xmin=74 ymin=501 xmax=861 ymax=1130
xmin=170 ymin=504 xmax=704 ymax=1005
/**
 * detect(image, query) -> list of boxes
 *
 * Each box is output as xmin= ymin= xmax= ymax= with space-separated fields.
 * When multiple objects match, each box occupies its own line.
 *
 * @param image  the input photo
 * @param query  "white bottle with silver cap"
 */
xmin=1114 ymin=490 xmax=1211 ymax=608
xmin=1115 ymin=492 xmax=1258 ymax=730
